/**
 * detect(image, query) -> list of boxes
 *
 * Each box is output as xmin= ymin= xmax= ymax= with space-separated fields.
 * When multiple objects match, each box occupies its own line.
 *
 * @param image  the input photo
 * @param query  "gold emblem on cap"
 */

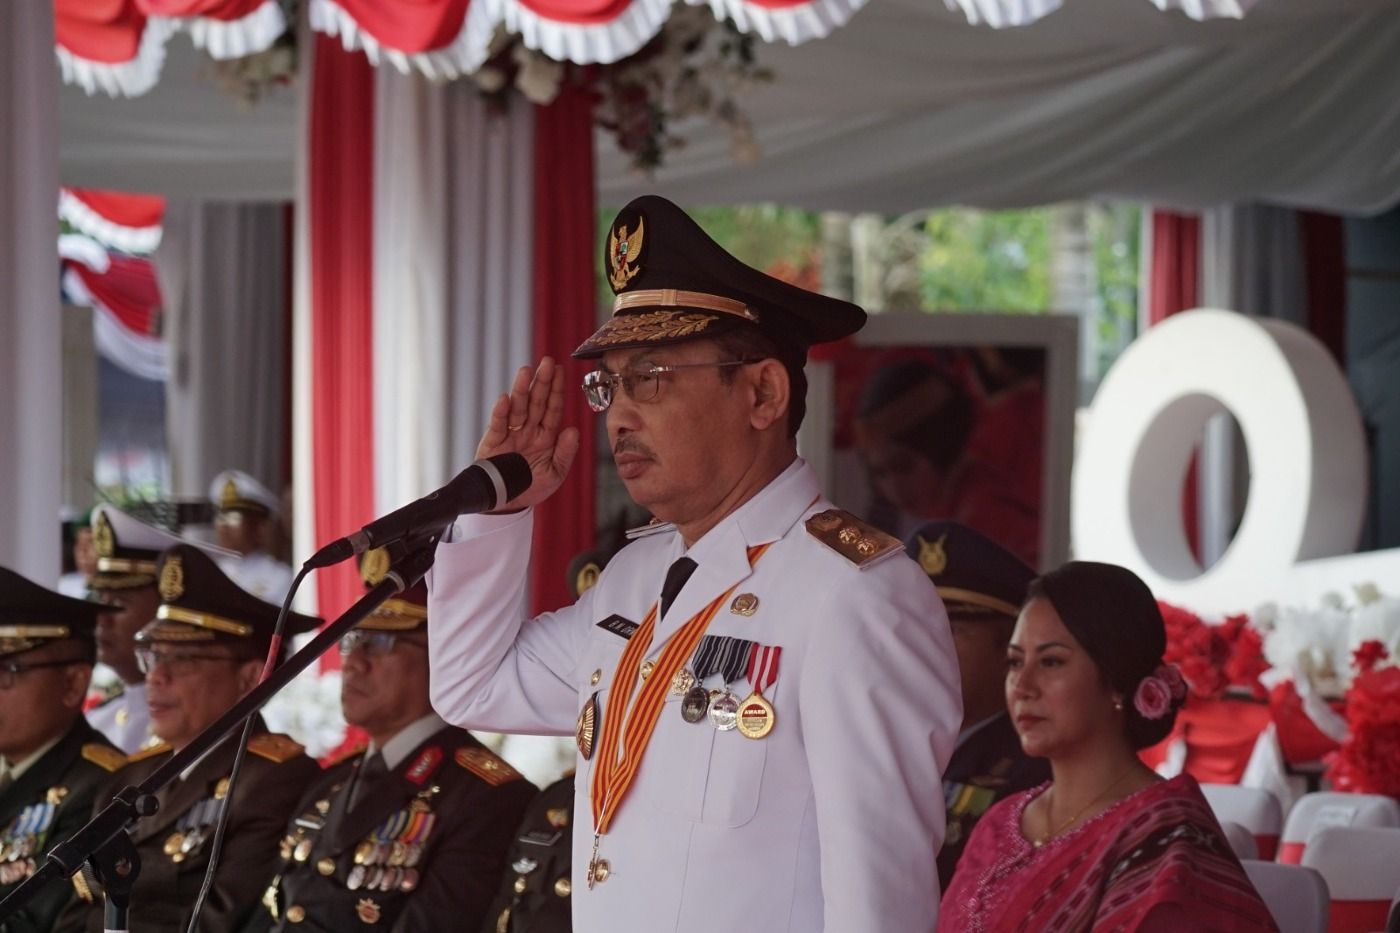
xmin=361 ymin=547 xmax=391 ymax=586
xmin=220 ymin=478 xmax=239 ymax=511
xmin=94 ymin=513 xmax=115 ymax=558
xmin=607 ymin=218 xmax=645 ymax=291
xmin=917 ymin=533 xmax=948 ymax=576
xmin=730 ymin=593 xmax=759 ymax=616
xmin=159 ymin=555 xmax=185 ymax=602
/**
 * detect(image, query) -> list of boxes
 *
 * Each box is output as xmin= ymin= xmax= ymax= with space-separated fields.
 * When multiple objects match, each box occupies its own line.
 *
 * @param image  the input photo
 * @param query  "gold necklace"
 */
xmin=1033 ymin=764 xmax=1137 ymax=848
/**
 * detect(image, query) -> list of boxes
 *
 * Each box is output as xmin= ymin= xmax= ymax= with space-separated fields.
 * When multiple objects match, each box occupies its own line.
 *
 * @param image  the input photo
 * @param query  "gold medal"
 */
xmin=576 ymin=692 xmax=598 ymax=760
xmin=353 ymin=840 xmax=375 ymax=865
xmin=669 ymin=667 xmax=696 ymax=697
xmin=736 ymin=693 xmax=775 ymax=739
xmin=389 ymin=842 xmax=408 ymax=867
xmin=163 ymin=832 xmax=185 ymax=857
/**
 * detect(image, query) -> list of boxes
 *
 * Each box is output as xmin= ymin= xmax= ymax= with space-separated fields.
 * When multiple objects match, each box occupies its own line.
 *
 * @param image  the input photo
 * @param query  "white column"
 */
xmin=0 ymin=0 xmax=62 ymax=584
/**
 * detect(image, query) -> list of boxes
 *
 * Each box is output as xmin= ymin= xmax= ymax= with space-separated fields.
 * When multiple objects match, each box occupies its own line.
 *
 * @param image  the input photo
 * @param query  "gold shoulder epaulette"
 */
xmin=81 ymin=743 xmax=127 ymax=773
xmin=127 ymin=741 xmax=172 ymax=763
xmin=454 ymin=746 xmax=522 ymax=786
xmin=804 ymin=509 xmax=903 ymax=569
xmin=248 ymin=733 xmax=306 ymax=764
xmin=324 ymin=742 xmax=368 ymax=768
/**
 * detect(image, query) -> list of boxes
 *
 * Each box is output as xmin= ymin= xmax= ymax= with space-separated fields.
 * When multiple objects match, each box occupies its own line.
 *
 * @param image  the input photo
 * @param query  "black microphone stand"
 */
xmin=0 ymin=540 xmax=440 ymax=930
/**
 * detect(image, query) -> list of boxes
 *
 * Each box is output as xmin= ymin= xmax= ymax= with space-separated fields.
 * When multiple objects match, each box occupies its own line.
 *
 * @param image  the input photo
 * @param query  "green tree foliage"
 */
xmin=919 ymin=207 xmax=1052 ymax=313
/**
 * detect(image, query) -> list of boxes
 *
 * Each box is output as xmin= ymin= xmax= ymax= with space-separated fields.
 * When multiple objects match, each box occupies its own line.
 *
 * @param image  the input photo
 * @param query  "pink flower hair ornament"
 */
xmin=1134 ymin=663 xmax=1187 ymax=720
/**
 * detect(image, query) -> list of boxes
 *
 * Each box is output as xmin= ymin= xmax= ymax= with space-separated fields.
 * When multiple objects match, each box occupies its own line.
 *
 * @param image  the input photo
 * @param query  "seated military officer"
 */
xmin=905 ymin=521 xmax=1050 ymax=889
xmin=57 ymin=544 xmax=322 ymax=933
xmin=0 ymin=568 xmax=126 ymax=933
xmin=261 ymin=548 xmax=534 ymax=932
xmin=86 ymin=506 xmax=192 ymax=754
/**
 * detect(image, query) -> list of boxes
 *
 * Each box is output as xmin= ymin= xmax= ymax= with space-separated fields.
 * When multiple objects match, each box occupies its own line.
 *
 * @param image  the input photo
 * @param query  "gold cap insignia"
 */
xmin=220 ymin=478 xmax=239 ymax=511
xmin=607 ymin=218 xmax=644 ymax=292
xmin=159 ymin=556 xmax=185 ymax=602
xmin=361 ymin=547 xmax=391 ymax=586
xmin=94 ymin=513 xmax=115 ymax=558
xmin=918 ymin=534 xmax=948 ymax=577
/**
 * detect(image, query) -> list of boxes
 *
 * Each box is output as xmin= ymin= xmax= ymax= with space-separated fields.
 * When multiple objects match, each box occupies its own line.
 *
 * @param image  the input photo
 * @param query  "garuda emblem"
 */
xmin=608 ymin=218 xmax=645 ymax=292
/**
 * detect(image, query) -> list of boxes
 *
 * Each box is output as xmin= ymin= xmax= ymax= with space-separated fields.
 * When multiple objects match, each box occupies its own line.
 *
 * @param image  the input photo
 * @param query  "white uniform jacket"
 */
xmin=427 ymin=459 xmax=961 ymax=933
xmin=217 ymin=552 xmax=294 ymax=603
xmin=86 ymin=681 xmax=152 ymax=754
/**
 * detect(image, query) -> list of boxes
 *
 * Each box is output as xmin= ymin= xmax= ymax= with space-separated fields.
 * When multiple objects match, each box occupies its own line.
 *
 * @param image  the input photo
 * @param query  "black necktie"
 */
xmin=659 ymin=557 xmax=698 ymax=619
xmin=351 ymin=752 xmax=388 ymax=810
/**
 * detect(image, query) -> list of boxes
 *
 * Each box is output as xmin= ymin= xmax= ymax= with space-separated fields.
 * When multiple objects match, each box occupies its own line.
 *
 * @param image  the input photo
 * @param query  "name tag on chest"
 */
xmin=595 ymin=614 xmax=639 ymax=640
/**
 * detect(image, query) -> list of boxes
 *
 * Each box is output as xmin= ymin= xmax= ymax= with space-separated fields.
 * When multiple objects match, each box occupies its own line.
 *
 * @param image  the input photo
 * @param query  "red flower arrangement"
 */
xmin=1328 ymin=640 xmax=1400 ymax=797
xmin=1158 ymin=602 xmax=1268 ymax=701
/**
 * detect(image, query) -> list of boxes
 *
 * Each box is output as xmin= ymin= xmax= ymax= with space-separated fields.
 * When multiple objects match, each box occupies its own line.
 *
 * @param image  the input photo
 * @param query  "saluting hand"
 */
xmin=476 ymin=357 xmax=580 ymax=511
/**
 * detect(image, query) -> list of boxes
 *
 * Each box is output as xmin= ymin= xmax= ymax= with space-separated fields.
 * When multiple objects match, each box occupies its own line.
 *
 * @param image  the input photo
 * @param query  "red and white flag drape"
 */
xmin=294 ymin=36 xmax=598 ymax=632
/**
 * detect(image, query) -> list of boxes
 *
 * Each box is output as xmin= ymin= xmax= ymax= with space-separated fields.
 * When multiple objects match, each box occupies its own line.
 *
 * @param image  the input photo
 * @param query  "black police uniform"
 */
xmin=0 ymin=567 xmax=125 ymax=933
xmin=55 ymin=544 xmax=323 ymax=933
xmin=480 ymin=774 xmax=576 ymax=933
xmin=262 ymin=727 xmax=534 ymax=932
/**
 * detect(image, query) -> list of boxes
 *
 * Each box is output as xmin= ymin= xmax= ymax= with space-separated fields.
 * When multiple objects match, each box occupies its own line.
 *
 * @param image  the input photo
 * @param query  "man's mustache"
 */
xmin=613 ymin=437 xmax=656 ymax=459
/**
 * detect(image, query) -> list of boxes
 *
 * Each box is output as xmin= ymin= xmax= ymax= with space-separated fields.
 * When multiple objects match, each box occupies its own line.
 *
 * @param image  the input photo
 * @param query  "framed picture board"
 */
xmin=799 ymin=311 xmax=1079 ymax=571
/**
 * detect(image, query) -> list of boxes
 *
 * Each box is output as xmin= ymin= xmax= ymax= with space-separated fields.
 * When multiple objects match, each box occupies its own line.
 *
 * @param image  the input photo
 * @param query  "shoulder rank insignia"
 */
xmin=81 ymin=743 xmax=127 ymax=773
xmin=625 ymin=517 xmax=675 ymax=541
xmin=127 ymin=741 xmax=172 ymax=763
xmin=455 ymin=747 xmax=522 ymax=786
xmin=323 ymin=742 xmax=369 ymax=769
xmin=804 ymin=509 xmax=903 ymax=569
xmin=248 ymin=733 xmax=305 ymax=764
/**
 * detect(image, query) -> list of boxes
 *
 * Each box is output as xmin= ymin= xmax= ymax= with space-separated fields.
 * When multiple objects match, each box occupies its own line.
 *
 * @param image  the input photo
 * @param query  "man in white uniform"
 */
xmin=209 ymin=469 xmax=294 ymax=602
xmin=85 ymin=505 xmax=188 ymax=753
xmin=427 ymin=196 xmax=961 ymax=932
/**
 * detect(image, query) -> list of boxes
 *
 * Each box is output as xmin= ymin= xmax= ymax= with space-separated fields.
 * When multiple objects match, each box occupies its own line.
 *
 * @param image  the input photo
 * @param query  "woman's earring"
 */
xmin=1113 ymin=698 xmax=1124 ymax=712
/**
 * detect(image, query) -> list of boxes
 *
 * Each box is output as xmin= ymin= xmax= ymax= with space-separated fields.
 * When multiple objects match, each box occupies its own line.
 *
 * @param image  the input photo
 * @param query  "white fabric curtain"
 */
xmin=0 ymin=1 xmax=62 ymax=584
xmin=372 ymin=68 xmax=534 ymax=515
xmin=160 ymin=200 xmax=290 ymax=500
xmin=1195 ymin=203 xmax=1310 ymax=566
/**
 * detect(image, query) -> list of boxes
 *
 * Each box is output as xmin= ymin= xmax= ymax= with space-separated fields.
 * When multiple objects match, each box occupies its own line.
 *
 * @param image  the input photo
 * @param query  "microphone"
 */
xmin=305 ymin=453 xmax=532 ymax=569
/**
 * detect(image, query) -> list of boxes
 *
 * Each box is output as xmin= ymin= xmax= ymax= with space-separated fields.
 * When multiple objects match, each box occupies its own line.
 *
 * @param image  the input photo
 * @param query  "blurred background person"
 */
xmin=261 ymin=548 xmax=534 ymax=931
xmin=939 ymin=562 xmax=1273 ymax=931
xmin=57 ymin=508 xmax=96 ymax=599
xmin=0 ymin=568 xmax=126 ymax=932
xmin=85 ymin=505 xmax=189 ymax=753
xmin=905 ymin=521 xmax=1049 ymax=890
xmin=209 ymin=469 xmax=293 ymax=602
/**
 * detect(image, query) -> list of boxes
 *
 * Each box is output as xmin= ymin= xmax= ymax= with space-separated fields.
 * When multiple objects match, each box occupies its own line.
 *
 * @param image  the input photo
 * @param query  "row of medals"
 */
xmin=578 ymin=663 xmax=774 ymax=760
xmin=163 ymin=780 xmax=228 ymax=863
xmin=0 ymin=791 xmax=64 ymax=883
xmin=277 ymin=800 xmax=433 ymax=894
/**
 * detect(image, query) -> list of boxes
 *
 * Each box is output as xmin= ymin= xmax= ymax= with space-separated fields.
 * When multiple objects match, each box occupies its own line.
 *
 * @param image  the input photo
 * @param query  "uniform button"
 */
xmin=590 ymin=669 xmax=601 ymax=685
xmin=513 ymin=876 xmax=528 ymax=894
xmin=640 ymin=660 xmax=655 ymax=680
xmin=554 ymin=877 xmax=572 ymax=897
xmin=286 ymin=905 xmax=306 ymax=924
xmin=316 ymin=858 xmax=335 ymax=876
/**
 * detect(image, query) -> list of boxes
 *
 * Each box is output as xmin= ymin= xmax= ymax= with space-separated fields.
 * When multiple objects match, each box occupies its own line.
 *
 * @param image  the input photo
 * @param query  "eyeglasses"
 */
xmin=339 ymin=630 xmax=427 ymax=659
xmin=0 ymin=658 xmax=90 ymax=691
xmin=581 ymin=359 xmax=759 ymax=413
xmin=134 ymin=646 xmax=245 ymax=678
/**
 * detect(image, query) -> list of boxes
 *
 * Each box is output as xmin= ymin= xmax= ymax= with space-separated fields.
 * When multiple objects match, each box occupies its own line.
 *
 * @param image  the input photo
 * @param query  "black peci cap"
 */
xmin=0 ymin=566 xmax=114 ymax=661
xmin=574 ymin=195 xmax=866 ymax=360
xmin=137 ymin=545 xmax=321 ymax=655
xmin=905 ymin=521 xmax=1034 ymax=621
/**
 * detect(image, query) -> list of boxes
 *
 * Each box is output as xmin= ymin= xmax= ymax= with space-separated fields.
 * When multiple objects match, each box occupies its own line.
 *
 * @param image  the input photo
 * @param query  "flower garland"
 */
xmin=1158 ymin=601 xmax=1268 ymax=701
xmin=1327 ymin=641 xmax=1400 ymax=797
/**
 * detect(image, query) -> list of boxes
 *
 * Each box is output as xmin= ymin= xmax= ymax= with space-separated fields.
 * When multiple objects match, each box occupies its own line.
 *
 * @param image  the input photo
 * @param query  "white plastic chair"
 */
xmin=1203 ymin=783 xmax=1283 ymax=860
xmin=1241 ymin=859 xmax=1329 ymax=933
xmin=1278 ymin=792 xmax=1400 ymax=864
xmin=1301 ymin=826 xmax=1400 ymax=933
